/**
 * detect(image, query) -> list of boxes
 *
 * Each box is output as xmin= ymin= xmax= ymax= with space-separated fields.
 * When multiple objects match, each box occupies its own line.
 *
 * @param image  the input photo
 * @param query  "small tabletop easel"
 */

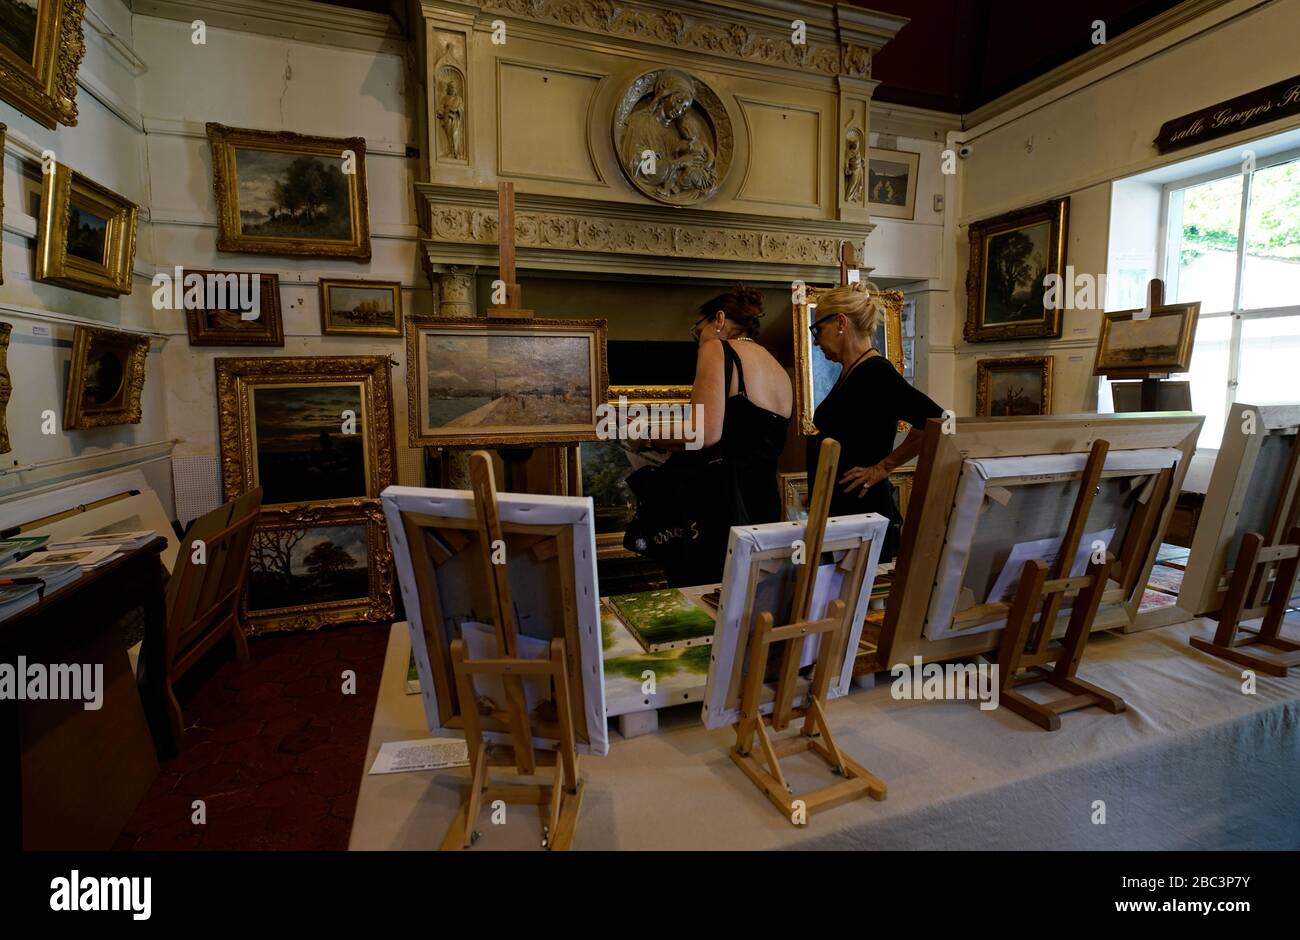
xmin=993 ymin=440 xmax=1128 ymax=730
xmin=837 ymin=240 xmax=858 ymax=287
xmin=1190 ymin=431 xmax=1300 ymax=675
xmin=731 ymin=438 xmax=887 ymax=823
xmin=440 ymin=451 xmax=583 ymax=850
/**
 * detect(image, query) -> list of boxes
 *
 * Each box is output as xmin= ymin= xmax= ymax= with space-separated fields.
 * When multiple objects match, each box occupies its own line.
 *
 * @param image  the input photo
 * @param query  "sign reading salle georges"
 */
xmin=1155 ymin=74 xmax=1300 ymax=153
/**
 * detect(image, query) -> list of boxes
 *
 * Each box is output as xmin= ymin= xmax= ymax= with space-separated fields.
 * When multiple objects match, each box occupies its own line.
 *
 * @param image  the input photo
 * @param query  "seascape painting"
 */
xmin=66 ymin=204 xmax=108 ymax=264
xmin=234 ymin=147 xmax=354 ymax=242
xmin=982 ymin=221 xmax=1051 ymax=326
xmin=321 ymin=281 xmax=400 ymax=336
xmin=1098 ymin=313 xmax=1186 ymax=369
xmin=0 ymin=0 xmax=38 ymax=65
xmin=247 ymin=522 xmax=369 ymax=611
xmin=250 ymin=383 xmax=368 ymax=505
xmin=422 ymin=332 xmax=593 ymax=430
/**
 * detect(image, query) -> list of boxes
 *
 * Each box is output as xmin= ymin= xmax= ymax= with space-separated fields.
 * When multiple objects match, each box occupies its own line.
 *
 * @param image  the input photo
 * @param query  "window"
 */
xmin=1162 ymin=151 xmax=1300 ymax=448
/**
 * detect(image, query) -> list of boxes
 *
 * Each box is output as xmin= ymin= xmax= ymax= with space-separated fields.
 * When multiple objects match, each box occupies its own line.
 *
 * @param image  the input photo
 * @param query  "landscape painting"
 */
xmin=608 ymin=588 xmax=715 ymax=652
xmin=580 ymin=438 xmax=635 ymax=535
xmin=867 ymin=147 xmax=919 ymax=220
xmin=320 ymin=280 xmax=401 ymax=336
xmin=976 ymin=356 xmax=1053 ymax=417
xmin=250 ymin=383 xmax=368 ymax=505
xmin=964 ymin=197 xmax=1068 ymax=342
xmin=247 ymin=522 xmax=369 ymax=612
xmin=65 ymin=204 xmax=108 ymax=263
xmin=1094 ymin=304 xmax=1198 ymax=375
xmin=0 ymin=0 xmax=38 ymax=67
xmin=408 ymin=317 xmax=608 ymax=447
xmin=207 ymin=124 xmax=371 ymax=259
xmin=185 ymin=271 xmax=284 ymax=347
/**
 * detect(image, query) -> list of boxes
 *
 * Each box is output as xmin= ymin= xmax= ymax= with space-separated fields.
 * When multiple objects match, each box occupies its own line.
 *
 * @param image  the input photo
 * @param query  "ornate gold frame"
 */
xmin=975 ymin=355 xmax=1054 ymax=417
xmin=183 ymin=270 xmax=284 ymax=347
xmin=0 ymin=322 xmax=11 ymax=454
xmin=241 ymin=498 xmax=393 ymax=635
xmin=964 ymin=196 xmax=1069 ymax=342
xmin=406 ymin=316 xmax=609 ymax=447
xmin=777 ymin=471 xmax=808 ymax=522
xmin=35 ymin=163 xmax=138 ymax=297
xmin=319 ymin=278 xmax=402 ymax=337
xmin=793 ymin=286 xmax=904 ymax=436
xmin=0 ymin=0 xmax=85 ymax=129
xmin=0 ymin=124 xmax=5 ymax=287
xmin=215 ymin=355 xmax=395 ymax=506
xmin=1094 ymin=302 xmax=1200 ymax=378
xmin=63 ymin=326 xmax=149 ymax=430
xmin=578 ymin=384 xmax=691 ymax=560
xmin=206 ymin=123 xmax=371 ymax=260
xmin=778 ymin=467 xmax=916 ymax=523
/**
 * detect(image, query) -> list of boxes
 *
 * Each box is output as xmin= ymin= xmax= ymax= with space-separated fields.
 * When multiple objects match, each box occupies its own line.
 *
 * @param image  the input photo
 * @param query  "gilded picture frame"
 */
xmin=215 ymin=355 xmax=395 ymax=508
xmin=319 ymin=278 xmax=402 ymax=337
xmin=577 ymin=384 xmax=691 ymax=559
xmin=35 ymin=162 xmax=138 ymax=297
xmin=407 ymin=316 xmax=609 ymax=447
xmin=778 ymin=467 xmax=916 ymax=523
xmin=183 ymin=270 xmax=284 ymax=347
xmin=0 ymin=321 xmax=11 ymax=454
xmin=975 ymin=355 xmax=1054 ymax=417
xmin=242 ymin=498 xmax=393 ymax=635
xmin=0 ymin=124 xmax=5 ymax=286
xmin=793 ymin=286 xmax=905 ymax=436
xmin=207 ymin=123 xmax=371 ymax=260
xmin=0 ymin=0 xmax=86 ymax=129
xmin=964 ymin=196 xmax=1069 ymax=342
xmin=1094 ymin=303 xmax=1199 ymax=378
xmin=63 ymin=326 xmax=148 ymax=430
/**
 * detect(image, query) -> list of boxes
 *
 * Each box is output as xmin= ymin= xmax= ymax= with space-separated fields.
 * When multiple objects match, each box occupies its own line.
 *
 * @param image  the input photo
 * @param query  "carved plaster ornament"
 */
xmin=612 ymin=68 xmax=733 ymax=206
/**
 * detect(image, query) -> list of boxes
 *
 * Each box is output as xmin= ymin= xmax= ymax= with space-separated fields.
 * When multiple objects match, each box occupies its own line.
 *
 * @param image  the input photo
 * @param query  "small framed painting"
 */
xmin=0 ymin=0 xmax=86 ymax=128
xmin=207 ymin=123 xmax=371 ymax=260
xmin=319 ymin=279 xmax=402 ymax=337
xmin=964 ymin=197 xmax=1069 ymax=342
xmin=63 ymin=326 xmax=149 ymax=430
xmin=868 ymin=147 xmax=919 ymax=220
xmin=777 ymin=471 xmax=808 ymax=522
xmin=1094 ymin=303 xmax=1199 ymax=378
xmin=183 ymin=271 xmax=284 ymax=347
xmin=975 ymin=355 xmax=1054 ymax=417
xmin=243 ymin=499 xmax=393 ymax=635
xmin=407 ymin=316 xmax=608 ymax=447
xmin=35 ymin=163 xmax=139 ymax=297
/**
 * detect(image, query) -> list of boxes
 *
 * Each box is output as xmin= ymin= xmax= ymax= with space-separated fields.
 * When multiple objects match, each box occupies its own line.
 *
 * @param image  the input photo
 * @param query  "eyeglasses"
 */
xmin=689 ymin=318 xmax=707 ymax=341
xmin=809 ymin=313 xmax=837 ymax=338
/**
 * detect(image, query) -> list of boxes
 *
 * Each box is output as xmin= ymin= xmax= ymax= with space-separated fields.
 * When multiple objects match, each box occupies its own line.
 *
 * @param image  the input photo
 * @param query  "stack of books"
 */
xmin=0 ymin=560 xmax=82 ymax=620
xmin=0 ymin=534 xmax=49 ymax=566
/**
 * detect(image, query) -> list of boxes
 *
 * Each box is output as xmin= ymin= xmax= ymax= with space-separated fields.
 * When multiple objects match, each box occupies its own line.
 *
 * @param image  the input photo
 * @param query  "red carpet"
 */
xmin=115 ymin=622 xmax=389 ymax=851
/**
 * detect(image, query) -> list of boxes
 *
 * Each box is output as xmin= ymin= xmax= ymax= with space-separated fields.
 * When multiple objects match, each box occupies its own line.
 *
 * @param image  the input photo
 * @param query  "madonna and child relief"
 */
xmin=613 ymin=68 xmax=733 ymax=206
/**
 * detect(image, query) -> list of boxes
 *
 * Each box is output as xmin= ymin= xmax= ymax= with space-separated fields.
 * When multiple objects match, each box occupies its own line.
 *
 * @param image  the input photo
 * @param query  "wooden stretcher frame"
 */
xmin=381 ymin=484 xmax=608 ymax=755
xmin=869 ymin=412 xmax=1201 ymax=671
xmin=1178 ymin=402 xmax=1300 ymax=621
xmin=702 ymin=512 xmax=887 ymax=730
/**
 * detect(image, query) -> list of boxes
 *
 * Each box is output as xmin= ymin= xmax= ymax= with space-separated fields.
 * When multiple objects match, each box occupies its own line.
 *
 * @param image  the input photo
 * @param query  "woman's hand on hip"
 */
xmin=840 ymin=464 xmax=888 ymax=496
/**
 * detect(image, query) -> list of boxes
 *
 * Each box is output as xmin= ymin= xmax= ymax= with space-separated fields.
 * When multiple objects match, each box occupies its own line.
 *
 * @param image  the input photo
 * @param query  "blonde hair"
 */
xmin=813 ymin=281 xmax=886 ymax=339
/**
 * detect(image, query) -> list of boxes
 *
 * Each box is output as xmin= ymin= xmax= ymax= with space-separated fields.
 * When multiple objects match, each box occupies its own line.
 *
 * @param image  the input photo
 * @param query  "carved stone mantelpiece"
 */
xmin=416 ymin=183 xmax=873 ymax=282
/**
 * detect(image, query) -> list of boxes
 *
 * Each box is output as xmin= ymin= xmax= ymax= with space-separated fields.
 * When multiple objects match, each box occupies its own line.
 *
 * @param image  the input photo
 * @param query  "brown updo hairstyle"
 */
xmin=698 ymin=284 xmax=766 ymax=340
xmin=813 ymin=281 xmax=885 ymax=340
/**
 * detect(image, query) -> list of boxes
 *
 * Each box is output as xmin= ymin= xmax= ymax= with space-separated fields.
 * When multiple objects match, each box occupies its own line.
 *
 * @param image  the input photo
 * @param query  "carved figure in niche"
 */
xmin=844 ymin=130 xmax=865 ymax=204
xmin=437 ymin=70 xmax=465 ymax=160
xmin=613 ymin=68 xmax=732 ymax=206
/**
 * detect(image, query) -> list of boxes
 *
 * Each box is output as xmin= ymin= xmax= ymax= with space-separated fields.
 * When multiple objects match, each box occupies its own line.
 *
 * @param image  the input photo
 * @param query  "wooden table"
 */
xmin=0 ymin=538 xmax=165 ymax=849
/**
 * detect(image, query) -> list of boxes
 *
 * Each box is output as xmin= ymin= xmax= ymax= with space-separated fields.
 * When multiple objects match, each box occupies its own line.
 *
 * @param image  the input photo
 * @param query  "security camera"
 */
xmin=957 ymin=144 xmax=974 ymax=159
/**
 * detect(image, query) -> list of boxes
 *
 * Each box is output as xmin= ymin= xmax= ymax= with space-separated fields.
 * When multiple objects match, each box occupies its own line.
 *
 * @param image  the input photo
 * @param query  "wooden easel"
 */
xmin=730 ymin=438 xmax=887 ymax=823
xmin=992 ymin=440 xmax=1128 ymax=730
xmin=439 ymin=451 xmax=583 ymax=850
xmin=1190 ymin=462 xmax=1300 ymax=675
xmin=487 ymin=181 xmax=534 ymax=319
xmin=837 ymin=240 xmax=857 ymax=287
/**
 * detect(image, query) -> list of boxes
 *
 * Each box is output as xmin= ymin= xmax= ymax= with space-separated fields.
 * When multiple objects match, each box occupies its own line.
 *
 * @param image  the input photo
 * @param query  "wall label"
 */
xmin=1155 ymin=74 xmax=1300 ymax=154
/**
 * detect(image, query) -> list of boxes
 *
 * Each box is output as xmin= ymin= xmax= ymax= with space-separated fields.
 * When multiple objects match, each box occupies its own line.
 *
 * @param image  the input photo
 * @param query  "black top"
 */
xmin=661 ymin=341 xmax=789 ymax=586
xmin=806 ymin=354 xmax=942 ymax=524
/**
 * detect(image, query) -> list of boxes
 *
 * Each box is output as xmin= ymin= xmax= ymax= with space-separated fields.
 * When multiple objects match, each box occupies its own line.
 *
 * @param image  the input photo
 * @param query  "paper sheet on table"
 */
xmin=368 ymin=737 xmax=469 ymax=775
xmin=752 ymin=561 xmax=844 ymax=670
xmin=985 ymin=527 xmax=1116 ymax=604
xmin=461 ymin=621 xmax=550 ymax=715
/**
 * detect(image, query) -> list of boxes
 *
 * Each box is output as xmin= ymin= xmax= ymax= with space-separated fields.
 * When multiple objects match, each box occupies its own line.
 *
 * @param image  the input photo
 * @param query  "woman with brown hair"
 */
xmin=633 ymin=285 xmax=791 ymax=587
xmin=806 ymin=283 xmax=943 ymax=561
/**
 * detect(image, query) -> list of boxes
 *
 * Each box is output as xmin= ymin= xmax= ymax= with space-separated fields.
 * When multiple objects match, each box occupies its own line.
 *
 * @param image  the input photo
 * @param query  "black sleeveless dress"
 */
xmin=662 ymin=341 xmax=789 ymax=587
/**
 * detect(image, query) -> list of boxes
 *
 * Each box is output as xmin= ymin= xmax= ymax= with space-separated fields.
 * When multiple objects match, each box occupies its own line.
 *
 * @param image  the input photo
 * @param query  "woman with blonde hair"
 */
xmin=805 ymin=283 xmax=943 ymax=561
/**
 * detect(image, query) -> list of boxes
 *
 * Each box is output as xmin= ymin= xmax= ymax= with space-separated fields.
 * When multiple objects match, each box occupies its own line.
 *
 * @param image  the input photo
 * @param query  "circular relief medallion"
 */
xmin=612 ymin=68 xmax=733 ymax=207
